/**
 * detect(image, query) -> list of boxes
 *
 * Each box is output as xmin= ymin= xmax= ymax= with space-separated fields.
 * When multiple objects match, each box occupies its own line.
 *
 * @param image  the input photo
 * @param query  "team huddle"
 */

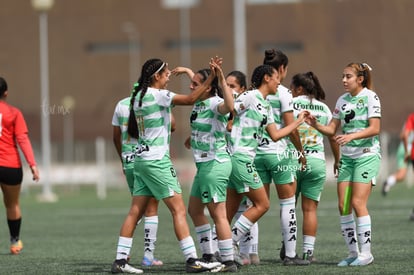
xmin=111 ymin=49 xmax=382 ymax=273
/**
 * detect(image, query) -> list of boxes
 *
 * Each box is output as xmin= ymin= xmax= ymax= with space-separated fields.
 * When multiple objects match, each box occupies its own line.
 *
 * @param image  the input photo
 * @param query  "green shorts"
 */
xmin=337 ymin=154 xmax=381 ymax=185
xmin=191 ymin=159 xmax=232 ymax=203
xmin=124 ymin=167 xmax=134 ymax=194
xmin=133 ymin=155 xmax=182 ymax=200
xmin=254 ymin=153 xmax=296 ymax=185
xmin=296 ymin=158 xmax=326 ymax=201
xmin=228 ymin=155 xmax=263 ymax=194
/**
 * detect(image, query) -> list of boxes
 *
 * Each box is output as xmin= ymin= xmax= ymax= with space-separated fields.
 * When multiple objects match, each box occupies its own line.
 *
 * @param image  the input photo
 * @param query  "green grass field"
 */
xmin=0 ymin=180 xmax=413 ymax=274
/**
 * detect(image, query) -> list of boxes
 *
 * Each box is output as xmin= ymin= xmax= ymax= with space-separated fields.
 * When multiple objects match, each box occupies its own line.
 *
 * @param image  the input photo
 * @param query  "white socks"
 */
xmin=116 ymin=236 xmax=133 ymax=260
xmin=195 ymin=224 xmax=213 ymax=255
xmin=232 ymin=215 xmax=254 ymax=243
xmin=218 ymin=239 xmax=234 ymax=262
xmin=303 ymin=235 xmax=315 ymax=257
xmin=340 ymin=214 xmax=359 ymax=257
xmin=280 ymin=196 xmax=297 ymax=258
xmin=179 ymin=236 xmax=198 ymax=261
xmin=357 ymin=215 xmax=372 ymax=256
xmin=143 ymin=215 xmax=159 ymax=260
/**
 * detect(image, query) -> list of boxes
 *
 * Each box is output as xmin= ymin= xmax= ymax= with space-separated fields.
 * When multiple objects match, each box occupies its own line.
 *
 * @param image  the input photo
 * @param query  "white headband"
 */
xmin=152 ymin=62 xmax=166 ymax=76
xmin=361 ymin=63 xmax=373 ymax=71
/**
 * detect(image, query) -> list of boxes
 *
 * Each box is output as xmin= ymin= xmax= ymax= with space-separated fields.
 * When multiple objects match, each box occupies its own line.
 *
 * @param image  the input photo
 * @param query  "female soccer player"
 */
xmin=112 ymin=94 xmax=166 ymax=267
xmin=306 ymin=62 xmax=381 ymax=266
xmin=225 ymin=64 xmax=309 ymax=265
xmin=182 ymin=61 xmax=238 ymax=272
xmin=0 ymin=77 xmax=40 ymax=255
xmin=290 ymin=71 xmax=340 ymax=262
xmin=226 ymin=71 xmax=261 ymax=265
xmin=256 ymin=49 xmax=307 ymax=265
xmin=111 ymin=58 xmax=222 ymax=274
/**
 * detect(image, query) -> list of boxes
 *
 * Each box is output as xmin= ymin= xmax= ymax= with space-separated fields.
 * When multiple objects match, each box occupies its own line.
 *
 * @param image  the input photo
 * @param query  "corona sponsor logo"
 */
xmin=293 ymin=102 xmax=324 ymax=111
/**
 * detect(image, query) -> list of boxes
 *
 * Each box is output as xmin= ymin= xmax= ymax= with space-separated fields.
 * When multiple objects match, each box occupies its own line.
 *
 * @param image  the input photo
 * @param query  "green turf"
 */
xmin=0 ymin=181 xmax=413 ymax=274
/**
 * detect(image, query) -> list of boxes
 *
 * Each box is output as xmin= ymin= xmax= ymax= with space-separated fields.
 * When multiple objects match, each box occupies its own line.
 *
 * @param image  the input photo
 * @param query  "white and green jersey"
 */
xmin=112 ymin=97 xmax=137 ymax=170
xmin=228 ymin=89 xmax=274 ymax=160
xmin=190 ymin=96 xmax=230 ymax=163
xmin=293 ymin=95 xmax=332 ymax=160
xmin=132 ymin=87 xmax=176 ymax=160
xmin=333 ymin=87 xmax=381 ymax=159
xmin=256 ymin=84 xmax=293 ymax=155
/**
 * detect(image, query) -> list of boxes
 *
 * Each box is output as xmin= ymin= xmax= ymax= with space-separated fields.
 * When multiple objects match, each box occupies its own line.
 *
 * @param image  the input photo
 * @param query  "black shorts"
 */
xmin=0 ymin=166 xmax=23 ymax=185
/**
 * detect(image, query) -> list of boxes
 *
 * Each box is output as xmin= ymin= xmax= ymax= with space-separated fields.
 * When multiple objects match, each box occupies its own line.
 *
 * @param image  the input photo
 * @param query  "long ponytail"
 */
xmin=127 ymin=58 xmax=166 ymax=138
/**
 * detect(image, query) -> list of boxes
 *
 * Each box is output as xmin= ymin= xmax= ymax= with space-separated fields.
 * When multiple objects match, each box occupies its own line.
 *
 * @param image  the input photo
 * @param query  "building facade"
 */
xmin=0 ymin=0 xmax=412 ymax=160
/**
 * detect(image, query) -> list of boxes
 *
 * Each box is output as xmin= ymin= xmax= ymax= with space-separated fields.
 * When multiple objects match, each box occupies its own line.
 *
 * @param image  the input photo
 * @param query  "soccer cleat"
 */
xmin=111 ymin=259 xmax=143 ymax=274
xmin=303 ymin=253 xmax=313 ymax=262
xmin=202 ymin=253 xmax=218 ymax=263
xmin=232 ymin=243 xmax=243 ymax=267
xmin=302 ymin=251 xmax=316 ymax=263
xmin=185 ymin=257 xmax=222 ymax=273
xmin=213 ymin=251 xmax=222 ymax=262
xmin=349 ymin=254 xmax=374 ymax=266
xmin=381 ymin=180 xmax=390 ymax=196
xmin=141 ymin=256 xmax=163 ymax=266
xmin=283 ymin=255 xmax=310 ymax=266
xmin=220 ymin=261 xmax=238 ymax=272
xmin=10 ymin=240 xmax=23 ymax=255
xmin=337 ymin=256 xmax=358 ymax=267
xmin=279 ymin=241 xmax=285 ymax=260
xmin=249 ymin=253 xmax=260 ymax=265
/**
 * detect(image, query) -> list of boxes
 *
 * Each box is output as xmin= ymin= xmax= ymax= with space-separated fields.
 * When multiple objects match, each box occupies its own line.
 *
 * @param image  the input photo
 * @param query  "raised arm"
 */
xmin=171 ymin=66 xmax=195 ymax=80
xmin=213 ymin=59 xmax=234 ymax=115
xmin=172 ymin=59 xmax=216 ymax=106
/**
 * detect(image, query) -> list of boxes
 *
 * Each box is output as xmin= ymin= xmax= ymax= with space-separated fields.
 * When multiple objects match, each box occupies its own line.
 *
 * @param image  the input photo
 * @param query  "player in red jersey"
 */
xmin=401 ymin=113 xmax=414 ymax=220
xmin=402 ymin=113 xmax=414 ymax=164
xmin=0 ymin=77 xmax=40 ymax=254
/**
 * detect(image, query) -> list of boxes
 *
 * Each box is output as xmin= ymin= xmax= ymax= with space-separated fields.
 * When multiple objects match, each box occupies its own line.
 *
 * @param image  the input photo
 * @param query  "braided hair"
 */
xmin=250 ymin=65 xmax=275 ymax=90
xmin=291 ymin=71 xmax=326 ymax=101
xmin=127 ymin=58 xmax=166 ymax=138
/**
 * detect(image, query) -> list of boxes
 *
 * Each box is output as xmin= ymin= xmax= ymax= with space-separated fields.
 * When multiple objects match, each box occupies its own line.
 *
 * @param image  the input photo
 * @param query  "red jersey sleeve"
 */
xmin=14 ymin=110 xmax=37 ymax=167
xmin=404 ymin=113 xmax=414 ymax=132
xmin=404 ymin=113 xmax=414 ymax=160
xmin=16 ymin=134 xmax=37 ymax=167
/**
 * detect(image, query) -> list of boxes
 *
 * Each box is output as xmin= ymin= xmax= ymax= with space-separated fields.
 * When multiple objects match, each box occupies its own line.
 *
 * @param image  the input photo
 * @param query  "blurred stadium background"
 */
xmin=0 ymin=0 xmax=412 ymax=198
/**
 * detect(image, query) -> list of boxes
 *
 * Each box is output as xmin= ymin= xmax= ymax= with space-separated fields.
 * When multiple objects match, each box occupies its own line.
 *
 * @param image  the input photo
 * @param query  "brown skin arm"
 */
xmin=171 ymin=113 xmax=176 ymax=132
xmin=334 ymin=117 xmax=380 ymax=145
xmin=307 ymin=116 xmax=340 ymax=137
xmin=266 ymin=111 xmax=309 ymax=142
xmin=172 ymin=58 xmax=218 ymax=105
xmin=328 ymin=135 xmax=340 ymax=177
xmin=113 ymin=126 xmax=123 ymax=163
